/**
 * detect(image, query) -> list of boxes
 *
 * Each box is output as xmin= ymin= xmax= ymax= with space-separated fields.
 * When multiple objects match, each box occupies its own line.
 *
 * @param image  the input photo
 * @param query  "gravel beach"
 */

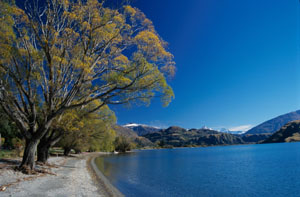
xmin=0 ymin=153 xmax=119 ymax=197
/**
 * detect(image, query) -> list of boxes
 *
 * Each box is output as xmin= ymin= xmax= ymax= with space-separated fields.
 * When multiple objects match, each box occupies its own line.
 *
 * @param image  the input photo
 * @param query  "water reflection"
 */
xmin=94 ymin=152 xmax=137 ymax=184
xmin=94 ymin=143 xmax=300 ymax=197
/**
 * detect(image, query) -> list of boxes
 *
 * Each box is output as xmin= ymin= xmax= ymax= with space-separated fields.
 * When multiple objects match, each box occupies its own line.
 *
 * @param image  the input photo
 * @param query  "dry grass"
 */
xmin=285 ymin=133 xmax=300 ymax=142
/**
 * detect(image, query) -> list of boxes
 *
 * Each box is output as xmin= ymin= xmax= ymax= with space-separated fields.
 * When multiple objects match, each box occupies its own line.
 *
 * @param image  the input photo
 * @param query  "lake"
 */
xmin=95 ymin=142 xmax=300 ymax=197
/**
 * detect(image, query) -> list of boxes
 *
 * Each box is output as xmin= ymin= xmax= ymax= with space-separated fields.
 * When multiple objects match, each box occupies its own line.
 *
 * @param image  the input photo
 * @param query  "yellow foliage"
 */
xmin=124 ymin=5 xmax=136 ymax=16
xmin=114 ymin=55 xmax=129 ymax=64
xmin=57 ymin=101 xmax=117 ymax=152
xmin=82 ymin=21 xmax=91 ymax=30
xmin=64 ymin=11 xmax=78 ymax=20
xmin=61 ymin=0 xmax=70 ymax=8
xmin=135 ymin=30 xmax=160 ymax=44
xmin=53 ymin=56 xmax=62 ymax=63
xmin=119 ymin=76 xmax=132 ymax=85
xmin=0 ymin=0 xmax=176 ymax=134
xmin=135 ymin=30 xmax=173 ymax=62
xmin=113 ymin=15 xmax=124 ymax=25
xmin=142 ymin=18 xmax=153 ymax=27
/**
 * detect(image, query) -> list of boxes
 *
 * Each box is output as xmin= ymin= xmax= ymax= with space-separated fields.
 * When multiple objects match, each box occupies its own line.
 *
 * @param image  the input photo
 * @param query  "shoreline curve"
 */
xmin=88 ymin=155 xmax=124 ymax=197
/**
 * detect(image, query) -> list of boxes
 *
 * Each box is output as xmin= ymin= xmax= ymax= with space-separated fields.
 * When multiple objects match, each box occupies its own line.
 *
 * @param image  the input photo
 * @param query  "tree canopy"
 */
xmin=0 ymin=0 xmax=175 ymax=170
xmin=57 ymin=101 xmax=117 ymax=155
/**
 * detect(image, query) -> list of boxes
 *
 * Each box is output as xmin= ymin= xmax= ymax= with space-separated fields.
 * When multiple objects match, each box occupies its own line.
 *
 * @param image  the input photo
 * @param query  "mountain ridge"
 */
xmin=246 ymin=110 xmax=300 ymax=134
xmin=142 ymin=126 xmax=270 ymax=148
xmin=262 ymin=120 xmax=300 ymax=143
xmin=123 ymin=123 xmax=161 ymax=136
xmin=113 ymin=125 xmax=155 ymax=148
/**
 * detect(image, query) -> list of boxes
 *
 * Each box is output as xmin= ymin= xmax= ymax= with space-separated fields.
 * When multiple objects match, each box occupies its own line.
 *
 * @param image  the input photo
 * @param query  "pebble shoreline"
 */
xmin=0 ymin=153 xmax=121 ymax=197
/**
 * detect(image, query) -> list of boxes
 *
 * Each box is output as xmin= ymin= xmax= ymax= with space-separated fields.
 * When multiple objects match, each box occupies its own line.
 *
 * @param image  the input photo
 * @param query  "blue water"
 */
xmin=95 ymin=143 xmax=300 ymax=197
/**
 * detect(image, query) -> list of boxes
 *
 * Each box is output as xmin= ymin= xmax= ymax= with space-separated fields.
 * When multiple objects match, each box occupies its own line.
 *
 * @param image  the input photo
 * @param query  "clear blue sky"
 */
xmin=112 ymin=0 xmax=300 ymax=130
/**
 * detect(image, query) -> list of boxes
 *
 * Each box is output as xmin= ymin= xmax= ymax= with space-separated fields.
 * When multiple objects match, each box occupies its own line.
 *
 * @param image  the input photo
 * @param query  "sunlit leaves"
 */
xmin=0 ymin=0 xmax=176 ymax=142
xmin=58 ymin=102 xmax=116 ymax=152
xmin=114 ymin=55 xmax=129 ymax=64
xmin=124 ymin=5 xmax=136 ymax=16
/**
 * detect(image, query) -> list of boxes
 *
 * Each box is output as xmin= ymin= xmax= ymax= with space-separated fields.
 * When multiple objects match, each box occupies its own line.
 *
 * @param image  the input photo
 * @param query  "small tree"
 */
xmin=0 ymin=107 xmax=21 ymax=149
xmin=57 ymin=102 xmax=116 ymax=156
xmin=114 ymin=136 xmax=132 ymax=152
xmin=93 ymin=128 xmax=116 ymax=152
xmin=0 ymin=0 xmax=175 ymax=171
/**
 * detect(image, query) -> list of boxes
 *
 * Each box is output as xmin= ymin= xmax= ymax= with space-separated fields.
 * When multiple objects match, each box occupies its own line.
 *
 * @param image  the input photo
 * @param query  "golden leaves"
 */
xmin=114 ymin=55 xmax=129 ymax=64
xmin=124 ymin=5 xmax=136 ymax=16
xmin=113 ymin=14 xmax=125 ymax=25
xmin=61 ymin=0 xmax=70 ymax=9
xmin=63 ymin=11 xmax=78 ymax=20
xmin=0 ymin=0 xmax=175 ymax=113
xmin=52 ymin=56 xmax=62 ymax=63
xmin=135 ymin=30 xmax=173 ymax=62
xmin=82 ymin=21 xmax=91 ymax=30
xmin=57 ymin=100 xmax=117 ymax=151
xmin=104 ymin=71 xmax=132 ymax=86
xmin=64 ymin=28 xmax=74 ymax=35
xmin=135 ymin=30 xmax=160 ymax=43
xmin=142 ymin=18 xmax=153 ymax=28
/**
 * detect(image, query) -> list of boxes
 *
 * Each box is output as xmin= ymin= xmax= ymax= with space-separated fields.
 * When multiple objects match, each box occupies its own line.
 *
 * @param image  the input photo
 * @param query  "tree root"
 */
xmin=14 ymin=166 xmax=35 ymax=175
xmin=36 ymin=161 xmax=59 ymax=168
xmin=35 ymin=168 xmax=57 ymax=176
xmin=14 ymin=166 xmax=38 ymax=175
xmin=14 ymin=165 xmax=57 ymax=175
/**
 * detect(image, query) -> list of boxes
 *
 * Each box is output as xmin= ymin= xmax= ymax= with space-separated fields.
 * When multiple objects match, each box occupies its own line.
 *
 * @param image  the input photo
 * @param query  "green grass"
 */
xmin=0 ymin=149 xmax=19 ymax=159
xmin=0 ymin=147 xmax=75 ymax=159
xmin=49 ymin=147 xmax=72 ymax=156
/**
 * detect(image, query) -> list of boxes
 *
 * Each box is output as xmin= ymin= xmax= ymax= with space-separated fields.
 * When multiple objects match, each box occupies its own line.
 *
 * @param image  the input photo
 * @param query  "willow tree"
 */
xmin=0 ymin=0 xmax=175 ymax=171
xmin=57 ymin=103 xmax=116 ymax=156
xmin=37 ymin=101 xmax=116 ymax=162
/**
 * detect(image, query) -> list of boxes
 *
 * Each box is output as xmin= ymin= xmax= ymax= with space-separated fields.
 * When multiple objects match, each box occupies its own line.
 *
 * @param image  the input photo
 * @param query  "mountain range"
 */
xmin=115 ymin=109 xmax=300 ymax=148
xmin=142 ymin=126 xmax=270 ymax=147
xmin=113 ymin=125 xmax=155 ymax=148
xmin=246 ymin=110 xmax=300 ymax=134
xmin=123 ymin=123 xmax=161 ymax=136
xmin=262 ymin=120 xmax=300 ymax=143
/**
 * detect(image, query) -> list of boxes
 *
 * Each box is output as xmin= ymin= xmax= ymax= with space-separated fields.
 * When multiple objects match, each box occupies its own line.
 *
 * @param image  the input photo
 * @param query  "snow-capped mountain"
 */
xmin=201 ymin=126 xmax=214 ymax=130
xmin=123 ymin=123 xmax=161 ymax=136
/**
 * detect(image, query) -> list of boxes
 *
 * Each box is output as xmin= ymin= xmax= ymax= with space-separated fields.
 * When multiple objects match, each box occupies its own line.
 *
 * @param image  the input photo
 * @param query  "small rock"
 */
xmin=0 ymin=186 xmax=7 ymax=191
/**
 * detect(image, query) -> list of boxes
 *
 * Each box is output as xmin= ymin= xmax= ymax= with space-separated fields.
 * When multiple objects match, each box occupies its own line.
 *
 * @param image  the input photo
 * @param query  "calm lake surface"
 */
xmin=95 ymin=142 xmax=300 ymax=197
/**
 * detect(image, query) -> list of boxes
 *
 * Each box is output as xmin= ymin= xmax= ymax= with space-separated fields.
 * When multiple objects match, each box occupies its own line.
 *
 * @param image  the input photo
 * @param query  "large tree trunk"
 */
xmin=37 ymin=130 xmax=62 ymax=164
xmin=19 ymin=139 xmax=38 ymax=173
xmin=74 ymin=148 xmax=81 ymax=154
xmin=37 ymin=143 xmax=50 ymax=164
xmin=37 ymin=135 xmax=50 ymax=164
xmin=64 ymin=147 xmax=71 ymax=156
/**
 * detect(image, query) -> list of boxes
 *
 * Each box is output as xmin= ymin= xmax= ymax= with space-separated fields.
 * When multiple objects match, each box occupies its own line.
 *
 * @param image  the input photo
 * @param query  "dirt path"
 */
xmin=1 ymin=157 xmax=104 ymax=197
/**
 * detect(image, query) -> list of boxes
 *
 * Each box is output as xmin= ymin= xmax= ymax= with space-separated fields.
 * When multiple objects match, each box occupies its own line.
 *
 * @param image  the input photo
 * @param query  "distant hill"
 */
xmin=241 ymin=133 xmax=272 ymax=143
xmin=123 ymin=123 xmax=161 ymax=136
xmin=246 ymin=110 xmax=300 ymax=134
xmin=116 ymin=124 xmax=271 ymax=149
xmin=113 ymin=125 xmax=155 ymax=148
xmin=114 ymin=125 xmax=138 ymax=139
xmin=143 ymin=126 xmax=247 ymax=147
xmin=191 ymin=133 xmax=244 ymax=146
xmin=263 ymin=120 xmax=300 ymax=143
